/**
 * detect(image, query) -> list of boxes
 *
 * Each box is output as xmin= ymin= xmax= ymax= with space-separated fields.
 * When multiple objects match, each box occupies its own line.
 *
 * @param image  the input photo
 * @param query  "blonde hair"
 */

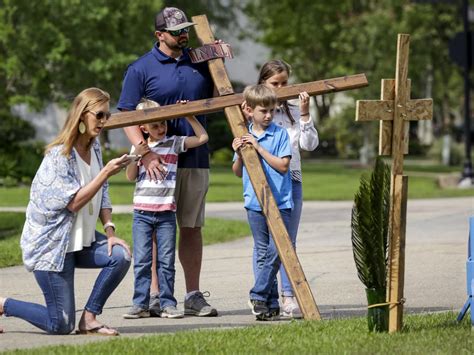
xmin=136 ymin=98 xmax=160 ymax=110
xmin=46 ymin=88 xmax=110 ymax=156
xmin=136 ymin=99 xmax=166 ymax=134
xmin=243 ymin=84 xmax=277 ymax=109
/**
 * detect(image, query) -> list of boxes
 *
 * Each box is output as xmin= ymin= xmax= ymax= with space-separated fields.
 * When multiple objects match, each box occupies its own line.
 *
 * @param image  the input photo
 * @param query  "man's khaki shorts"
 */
xmin=175 ymin=168 xmax=209 ymax=228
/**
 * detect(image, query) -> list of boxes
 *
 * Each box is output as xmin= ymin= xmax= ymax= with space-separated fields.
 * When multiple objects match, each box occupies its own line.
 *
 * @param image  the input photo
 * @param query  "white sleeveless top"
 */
xmin=67 ymin=148 xmax=102 ymax=253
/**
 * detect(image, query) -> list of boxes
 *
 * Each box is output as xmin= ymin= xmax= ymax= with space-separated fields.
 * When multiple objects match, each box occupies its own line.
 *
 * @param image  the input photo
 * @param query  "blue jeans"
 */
xmin=3 ymin=232 xmax=130 ymax=335
xmin=132 ymin=209 xmax=177 ymax=309
xmin=279 ymin=180 xmax=302 ymax=296
xmin=248 ymin=208 xmax=291 ymax=309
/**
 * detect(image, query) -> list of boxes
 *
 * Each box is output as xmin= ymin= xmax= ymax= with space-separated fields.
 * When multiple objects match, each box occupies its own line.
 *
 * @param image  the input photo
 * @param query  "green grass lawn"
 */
xmin=0 ymin=213 xmax=249 ymax=268
xmin=0 ymin=213 xmax=26 ymax=268
xmin=4 ymin=312 xmax=473 ymax=354
xmin=1 ymin=161 xmax=471 ymax=207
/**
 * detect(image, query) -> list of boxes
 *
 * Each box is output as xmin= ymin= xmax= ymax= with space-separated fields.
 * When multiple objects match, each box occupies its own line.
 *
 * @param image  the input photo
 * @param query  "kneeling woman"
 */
xmin=0 ymin=88 xmax=133 ymax=336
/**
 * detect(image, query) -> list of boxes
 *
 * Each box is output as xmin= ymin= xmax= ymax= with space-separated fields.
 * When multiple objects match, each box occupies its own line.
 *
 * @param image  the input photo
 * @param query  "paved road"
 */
xmin=0 ymin=197 xmax=472 ymax=351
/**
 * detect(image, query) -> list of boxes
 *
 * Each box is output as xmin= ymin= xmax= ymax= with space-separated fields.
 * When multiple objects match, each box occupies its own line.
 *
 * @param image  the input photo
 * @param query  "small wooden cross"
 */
xmin=355 ymin=34 xmax=433 ymax=332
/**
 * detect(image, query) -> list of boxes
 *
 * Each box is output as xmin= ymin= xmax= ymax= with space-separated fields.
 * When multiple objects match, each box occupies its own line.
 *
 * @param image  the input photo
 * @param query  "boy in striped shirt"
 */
xmin=123 ymin=99 xmax=208 ymax=319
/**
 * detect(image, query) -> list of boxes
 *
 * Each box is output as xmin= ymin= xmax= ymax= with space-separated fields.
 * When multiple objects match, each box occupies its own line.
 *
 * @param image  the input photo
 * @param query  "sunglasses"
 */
xmin=165 ymin=27 xmax=190 ymax=36
xmin=88 ymin=110 xmax=112 ymax=121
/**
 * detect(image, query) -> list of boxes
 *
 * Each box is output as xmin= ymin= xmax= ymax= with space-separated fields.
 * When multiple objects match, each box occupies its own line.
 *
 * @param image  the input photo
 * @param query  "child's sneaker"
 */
xmin=281 ymin=296 xmax=303 ymax=319
xmin=256 ymin=307 xmax=280 ymax=321
xmin=123 ymin=305 xmax=150 ymax=319
xmin=248 ymin=299 xmax=268 ymax=316
xmin=160 ymin=305 xmax=184 ymax=319
xmin=149 ymin=293 xmax=161 ymax=317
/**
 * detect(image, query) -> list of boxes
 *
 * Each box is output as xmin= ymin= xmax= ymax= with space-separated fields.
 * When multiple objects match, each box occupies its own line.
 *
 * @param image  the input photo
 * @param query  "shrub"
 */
xmin=0 ymin=141 xmax=44 ymax=185
xmin=211 ymin=147 xmax=234 ymax=165
xmin=16 ymin=142 xmax=44 ymax=179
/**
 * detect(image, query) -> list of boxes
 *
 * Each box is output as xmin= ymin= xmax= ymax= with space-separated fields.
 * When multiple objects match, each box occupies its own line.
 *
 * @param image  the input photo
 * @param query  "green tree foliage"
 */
xmin=0 ymin=0 xmax=241 ymax=179
xmin=0 ymin=0 xmax=164 ymax=110
xmin=0 ymin=0 xmax=164 ymax=181
xmin=244 ymin=0 xmax=464 ymax=157
xmin=164 ymin=0 xmax=240 ymax=39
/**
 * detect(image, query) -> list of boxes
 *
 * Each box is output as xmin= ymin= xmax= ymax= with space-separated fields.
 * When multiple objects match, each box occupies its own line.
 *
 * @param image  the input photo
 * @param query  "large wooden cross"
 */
xmin=105 ymin=15 xmax=369 ymax=320
xmin=355 ymin=34 xmax=433 ymax=332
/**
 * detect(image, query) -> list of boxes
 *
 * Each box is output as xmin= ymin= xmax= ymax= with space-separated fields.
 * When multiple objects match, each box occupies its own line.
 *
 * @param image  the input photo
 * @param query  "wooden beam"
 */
xmin=356 ymin=100 xmax=394 ymax=121
xmin=387 ymin=33 xmax=410 ymax=333
xmin=387 ymin=174 xmax=408 ymax=333
xmin=105 ymin=74 xmax=368 ymax=130
xmin=193 ymin=14 xmax=323 ymax=320
xmin=391 ymin=34 xmax=410 ymax=174
xmin=188 ymin=14 xmax=233 ymax=95
xmin=380 ymin=79 xmax=396 ymax=155
xmin=356 ymin=99 xmax=433 ymax=122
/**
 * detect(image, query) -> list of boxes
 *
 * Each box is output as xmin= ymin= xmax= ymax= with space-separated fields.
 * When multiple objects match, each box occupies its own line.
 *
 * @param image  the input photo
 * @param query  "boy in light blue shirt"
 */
xmin=232 ymin=84 xmax=292 ymax=321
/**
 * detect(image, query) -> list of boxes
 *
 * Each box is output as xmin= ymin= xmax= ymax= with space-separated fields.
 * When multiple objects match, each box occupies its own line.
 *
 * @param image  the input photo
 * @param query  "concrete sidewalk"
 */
xmin=0 ymin=197 xmax=473 ymax=351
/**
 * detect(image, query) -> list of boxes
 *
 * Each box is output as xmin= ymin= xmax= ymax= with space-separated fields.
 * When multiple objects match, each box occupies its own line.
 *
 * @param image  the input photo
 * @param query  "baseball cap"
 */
xmin=155 ymin=7 xmax=195 ymax=31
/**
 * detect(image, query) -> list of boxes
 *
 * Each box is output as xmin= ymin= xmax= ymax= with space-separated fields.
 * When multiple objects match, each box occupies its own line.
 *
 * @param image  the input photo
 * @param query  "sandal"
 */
xmin=76 ymin=324 xmax=119 ymax=336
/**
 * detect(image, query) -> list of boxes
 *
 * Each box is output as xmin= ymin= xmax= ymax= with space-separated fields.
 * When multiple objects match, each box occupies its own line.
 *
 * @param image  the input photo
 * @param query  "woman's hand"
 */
xmin=104 ymin=155 xmax=133 ymax=177
xmin=106 ymin=235 xmax=132 ymax=257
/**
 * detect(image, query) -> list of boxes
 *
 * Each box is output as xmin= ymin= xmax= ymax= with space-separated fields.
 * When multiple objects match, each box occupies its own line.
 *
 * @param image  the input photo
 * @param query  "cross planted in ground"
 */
xmin=105 ymin=15 xmax=369 ymax=320
xmin=355 ymin=34 xmax=433 ymax=332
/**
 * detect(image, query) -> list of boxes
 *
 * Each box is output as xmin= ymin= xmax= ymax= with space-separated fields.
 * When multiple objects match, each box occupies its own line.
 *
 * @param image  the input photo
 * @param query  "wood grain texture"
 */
xmin=105 ymin=74 xmax=368 ymax=130
xmin=391 ymin=34 xmax=410 ymax=174
xmin=387 ymin=174 xmax=408 ymax=333
xmin=387 ymin=33 xmax=410 ymax=334
xmin=380 ymin=79 xmax=395 ymax=155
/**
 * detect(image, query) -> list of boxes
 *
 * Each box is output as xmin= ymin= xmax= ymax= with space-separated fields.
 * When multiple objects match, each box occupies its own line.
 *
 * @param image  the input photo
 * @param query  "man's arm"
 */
xmin=121 ymin=109 xmax=165 ymax=181
xmin=118 ymin=65 xmax=166 ymax=181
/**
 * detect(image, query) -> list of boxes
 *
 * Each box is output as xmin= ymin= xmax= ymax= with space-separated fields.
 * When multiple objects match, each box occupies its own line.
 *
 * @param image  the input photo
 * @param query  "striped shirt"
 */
xmin=132 ymin=136 xmax=186 ymax=212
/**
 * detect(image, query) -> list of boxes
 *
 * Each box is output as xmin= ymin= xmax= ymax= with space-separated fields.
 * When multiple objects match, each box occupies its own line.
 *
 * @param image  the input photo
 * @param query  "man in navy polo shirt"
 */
xmin=118 ymin=7 xmax=217 ymax=317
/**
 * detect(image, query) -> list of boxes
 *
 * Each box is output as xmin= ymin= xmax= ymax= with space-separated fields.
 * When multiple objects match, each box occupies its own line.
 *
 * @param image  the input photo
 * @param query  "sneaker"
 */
xmin=160 ymin=305 xmax=184 ymax=319
xmin=248 ymin=299 xmax=268 ymax=316
xmin=123 ymin=305 xmax=150 ymax=319
xmin=149 ymin=293 xmax=161 ymax=317
xmin=281 ymin=296 xmax=303 ymax=319
xmin=256 ymin=307 xmax=280 ymax=321
xmin=184 ymin=291 xmax=218 ymax=317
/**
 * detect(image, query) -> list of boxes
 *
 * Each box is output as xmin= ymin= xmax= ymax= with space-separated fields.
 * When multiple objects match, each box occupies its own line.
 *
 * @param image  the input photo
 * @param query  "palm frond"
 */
xmin=351 ymin=157 xmax=390 ymax=289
